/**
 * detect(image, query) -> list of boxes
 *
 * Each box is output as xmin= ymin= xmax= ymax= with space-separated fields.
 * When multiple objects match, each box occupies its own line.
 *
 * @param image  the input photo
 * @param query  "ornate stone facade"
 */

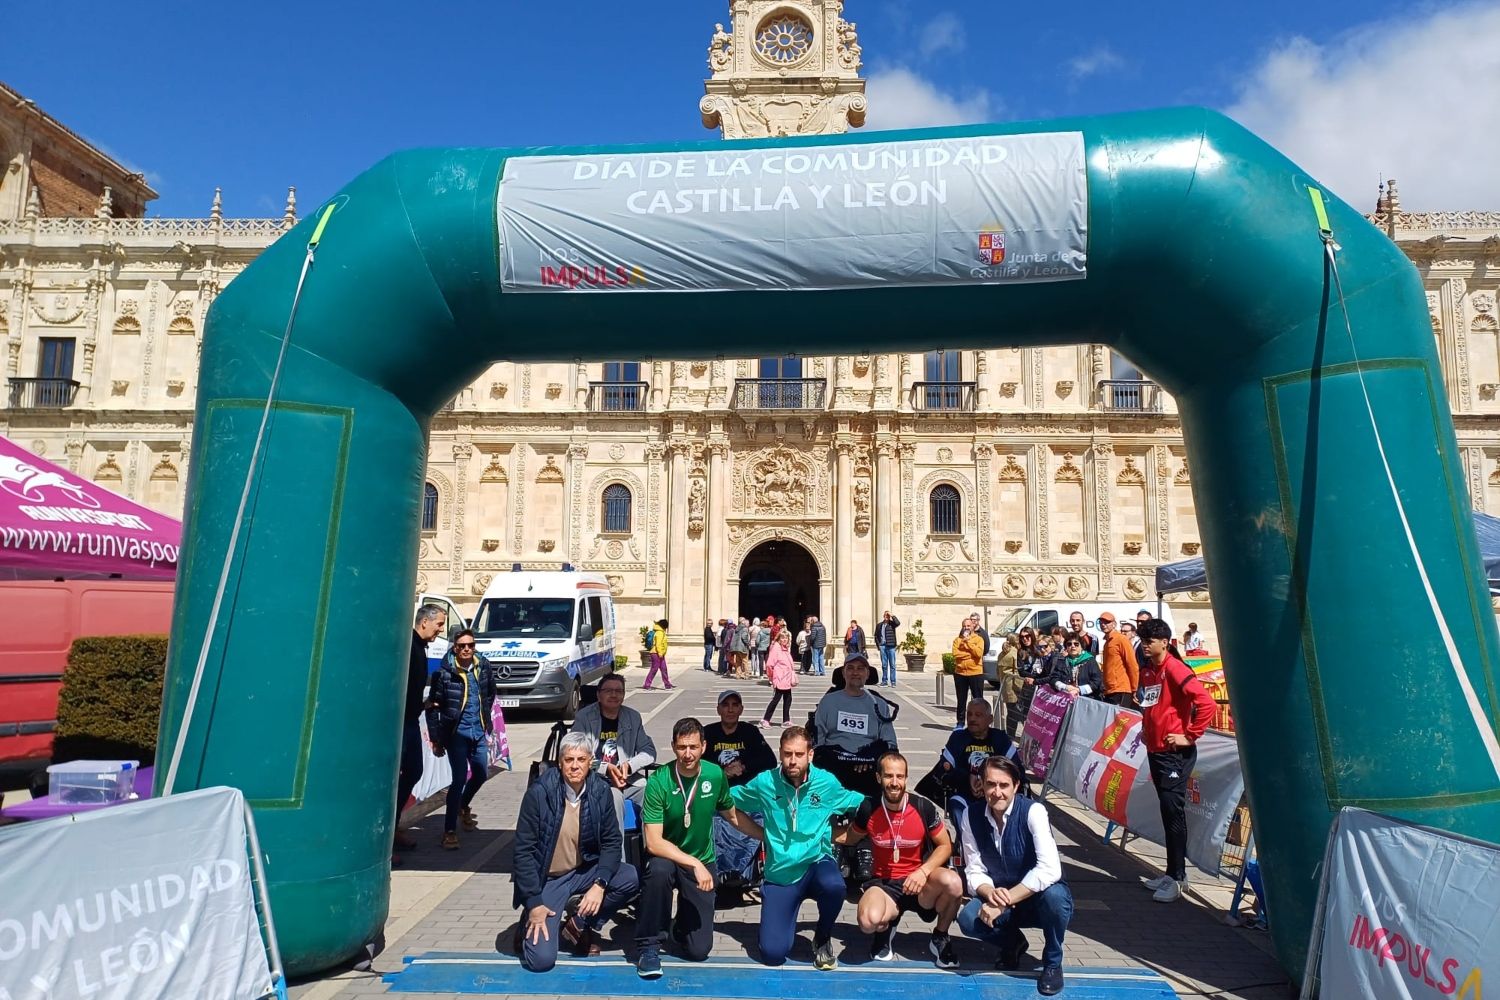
xmin=5 ymin=82 xmax=1500 ymax=652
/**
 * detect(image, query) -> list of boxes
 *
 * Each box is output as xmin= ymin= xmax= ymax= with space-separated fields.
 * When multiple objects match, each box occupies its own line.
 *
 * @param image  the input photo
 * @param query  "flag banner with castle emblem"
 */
xmin=1045 ymin=696 xmax=1244 ymax=876
xmin=497 ymin=132 xmax=1087 ymax=292
xmin=1308 ymin=808 xmax=1496 ymax=1000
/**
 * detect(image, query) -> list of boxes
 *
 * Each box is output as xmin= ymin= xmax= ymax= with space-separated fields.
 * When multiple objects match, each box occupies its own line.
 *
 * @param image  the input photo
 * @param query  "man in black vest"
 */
xmin=956 ymin=755 xmax=1074 ymax=996
xmin=395 ymin=603 xmax=446 ymax=858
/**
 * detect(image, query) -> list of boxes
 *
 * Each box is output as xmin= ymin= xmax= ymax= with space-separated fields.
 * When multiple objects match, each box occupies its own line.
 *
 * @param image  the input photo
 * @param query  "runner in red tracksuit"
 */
xmin=1134 ymin=618 xmax=1218 ymax=903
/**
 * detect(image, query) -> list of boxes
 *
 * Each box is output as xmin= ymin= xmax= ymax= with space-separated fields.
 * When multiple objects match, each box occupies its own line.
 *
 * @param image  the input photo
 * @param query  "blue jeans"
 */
xmin=811 ymin=647 xmax=825 ymax=676
xmin=758 ymin=857 xmax=845 ymax=965
xmin=958 ymin=882 xmax=1074 ymax=968
xmin=703 ymin=642 xmax=714 ymax=671
xmin=444 ymin=731 xmax=489 ymax=833
xmin=878 ymin=645 xmax=898 ymax=685
xmin=521 ymin=861 xmax=639 ymax=972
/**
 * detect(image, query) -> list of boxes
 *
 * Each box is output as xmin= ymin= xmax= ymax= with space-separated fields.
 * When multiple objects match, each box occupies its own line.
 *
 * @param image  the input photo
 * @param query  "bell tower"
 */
xmin=701 ymin=1 xmax=866 ymax=139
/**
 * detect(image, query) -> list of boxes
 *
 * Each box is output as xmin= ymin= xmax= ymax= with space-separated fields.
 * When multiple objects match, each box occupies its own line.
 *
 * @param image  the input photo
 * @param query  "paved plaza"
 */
xmin=288 ymin=662 xmax=1291 ymax=1000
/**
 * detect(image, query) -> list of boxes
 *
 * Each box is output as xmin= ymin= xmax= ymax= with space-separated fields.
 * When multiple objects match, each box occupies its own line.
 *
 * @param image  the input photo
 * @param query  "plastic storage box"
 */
xmin=47 ymin=759 xmax=139 ymax=804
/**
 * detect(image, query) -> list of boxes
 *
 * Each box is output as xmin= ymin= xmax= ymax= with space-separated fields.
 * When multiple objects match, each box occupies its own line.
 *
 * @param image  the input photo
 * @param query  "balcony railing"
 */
xmin=587 ymin=381 xmax=648 ymax=412
xmin=1095 ymin=379 xmax=1163 ymax=413
xmin=7 ymin=378 xmax=80 ymax=409
xmin=910 ymin=381 xmax=977 ymax=412
xmin=732 ymin=378 xmax=827 ymax=410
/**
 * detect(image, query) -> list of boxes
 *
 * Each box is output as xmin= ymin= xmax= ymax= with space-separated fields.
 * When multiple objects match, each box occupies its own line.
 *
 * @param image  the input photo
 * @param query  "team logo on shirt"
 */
xmin=701 ymin=780 xmax=712 ymax=793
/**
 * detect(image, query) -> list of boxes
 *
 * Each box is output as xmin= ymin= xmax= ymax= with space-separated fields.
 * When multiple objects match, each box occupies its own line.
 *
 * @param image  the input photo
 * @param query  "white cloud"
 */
xmin=864 ymin=67 xmax=994 ymax=131
xmin=919 ymin=12 xmax=965 ymax=59
xmin=1225 ymin=3 xmax=1500 ymax=211
xmin=1067 ymin=45 xmax=1125 ymax=82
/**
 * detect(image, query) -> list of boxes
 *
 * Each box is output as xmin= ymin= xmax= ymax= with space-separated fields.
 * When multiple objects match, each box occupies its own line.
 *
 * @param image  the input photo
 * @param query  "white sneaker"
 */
xmin=1142 ymin=875 xmax=1174 ymax=892
xmin=1152 ymin=878 xmax=1185 ymax=903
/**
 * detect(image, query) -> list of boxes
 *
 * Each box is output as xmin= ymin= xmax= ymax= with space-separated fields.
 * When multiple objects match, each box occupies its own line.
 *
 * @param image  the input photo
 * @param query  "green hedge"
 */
xmin=942 ymin=653 xmax=957 ymax=675
xmin=614 ymin=655 xmax=630 ymax=671
xmin=53 ymin=635 xmax=168 ymax=766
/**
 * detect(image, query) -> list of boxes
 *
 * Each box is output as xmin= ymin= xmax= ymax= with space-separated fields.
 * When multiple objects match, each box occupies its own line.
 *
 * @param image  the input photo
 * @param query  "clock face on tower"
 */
xmin=754 ymin=11 xmax=814 ymax=66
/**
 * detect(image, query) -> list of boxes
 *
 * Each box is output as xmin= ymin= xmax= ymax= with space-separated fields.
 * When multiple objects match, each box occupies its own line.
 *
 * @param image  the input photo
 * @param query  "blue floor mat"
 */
xmin=385 ymin=951 xmax=1176 ymax=997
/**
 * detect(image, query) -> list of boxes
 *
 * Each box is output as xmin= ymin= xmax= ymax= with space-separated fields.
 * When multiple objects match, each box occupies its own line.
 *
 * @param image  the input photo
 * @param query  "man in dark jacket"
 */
xmin=425 ymin=628 xmax=495 ymax=849
xmin=395 ymin=604 xmax=447 ymax=855
xmin=808 ymin=617 xmax=828 ymax=676
xmin=873 ymin=611 xmax=902 ymax=687
xmin=514 ymin=731 xmax=640 ymax=970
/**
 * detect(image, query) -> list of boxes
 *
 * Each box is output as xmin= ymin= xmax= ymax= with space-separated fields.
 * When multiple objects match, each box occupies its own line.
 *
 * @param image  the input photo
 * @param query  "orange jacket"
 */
xmin=1100 ymin=631 xmax=1140 ymax=696
xmin=952 ymin=632 xmax=986 ymax=676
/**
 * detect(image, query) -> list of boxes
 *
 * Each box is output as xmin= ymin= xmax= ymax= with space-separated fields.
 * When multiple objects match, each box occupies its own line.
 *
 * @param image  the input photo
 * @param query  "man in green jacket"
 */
xmin=730 ymin=725 xmax=865 ymax=970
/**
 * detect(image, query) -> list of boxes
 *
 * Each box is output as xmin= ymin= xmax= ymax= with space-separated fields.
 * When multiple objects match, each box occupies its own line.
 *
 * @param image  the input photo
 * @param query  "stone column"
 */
xmin=667 ymin=441 xmax=691 ymax=629
xmin=874 ymin=439 xmax=895 ymax=616
xmin=835 ymin=439 xmax=856 ymax=629
xmin=897 ymin=442 xmax=917 ymax=596
xmin=566 ymin=441 xmax=588 ymax=564
xmin=644 ymin=443 xmax=666 ymax=596
xmin=450 ymin=442 xmax=473 ymax=589
xmin=705 ymin=440 xmax=729 ymax=617
xmin=974 ymin=441 xmax=995 ymax=597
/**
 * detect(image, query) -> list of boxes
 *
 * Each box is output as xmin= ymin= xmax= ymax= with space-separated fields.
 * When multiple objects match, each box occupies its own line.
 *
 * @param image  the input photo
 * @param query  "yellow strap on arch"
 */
xmin=1307 ymin=186 xmax=1332 ymax=237
xmin=309 ymin=202 xmax=337 ymax=248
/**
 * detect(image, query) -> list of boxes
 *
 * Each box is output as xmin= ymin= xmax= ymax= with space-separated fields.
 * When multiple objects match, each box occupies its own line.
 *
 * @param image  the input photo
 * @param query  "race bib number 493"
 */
xmin=837 ymin=712 xmax=869 ymax=735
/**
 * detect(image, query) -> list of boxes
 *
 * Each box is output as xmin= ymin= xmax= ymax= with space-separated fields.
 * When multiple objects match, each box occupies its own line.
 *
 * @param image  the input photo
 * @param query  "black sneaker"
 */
xmin=637 ymin=943 xmax=663 ymax=979
xmin=870 ymin=927 xmax=894 ymax=962
xmin=813 ymin=937 xmax=837 ymax=971
xmin=929 ymin=932 xmax=958 ymax=969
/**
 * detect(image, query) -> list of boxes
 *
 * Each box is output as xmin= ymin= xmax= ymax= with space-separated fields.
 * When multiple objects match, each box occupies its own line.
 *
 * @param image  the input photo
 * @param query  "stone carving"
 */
xmin=94 ymin=453 xmax=122 ymax=481
xmin=935 ymin=573 xmax=959 ymax=597
xmin=1065 ymin=575 xmax=1090 ymax=600
xmin=1116 ymin=456 xmax=1146 ymax=485
xmin=607 ymin=574 xmax=625 ymax=597
xmin=481 ymin=538 xmax=500 ymax=552
xmin=471 ymin=573 xmax=493 ymax=596
xmin=1055 ymin=454 xmax=1083 ymax=482
xmin=418 ymin=539 xmax=430 ymax=559
xmin=536 ymin=455 xmax=564 ymax=483
xmin=119 ymin=298 xmax=139 ymax=317
xmin=1034 ymin=574 xmax=1059 ymax=599
xmin=937 ymin=541 xmax=956 ymax=562
xmin=853 ymin=354 xmax=871 ymax=377
xmin=1002 ymin=574 xmax=1027 ymax=598
xmin=1181 ymin=542 xmax=1201 ymax=555
xmin=853 ymin=478 xmax=871 ymax=534
xmin=747 ymin=445 xmax=813 ymax=512
xmin=606 ymin=539 xmax=625 ymax=560
xmin=1055 ymin=380 xmax=1074 ymax=399
xmin=998 ymin=455 xmax=1026 ymax=482
xmin=1060 ymin=541 xmax=1080 ymax=555
xmin=837 ymin=17 xmax=862 ymax=70
xmin=1004 ymin=539 xmax=1023 ymax=554
xmin=609 ymin=443 xmax=626 ymax=461
xmin=415 ymin=573 xmax=428 ymax=592
xmin=110 ymin=380 xmax=129 ymax=396
xmin=1124 ymin=576 xmax=1148 ymax=600
xmin=480 ymin=453 xmax=508 ymax=483
xmin=538 ymin=539 xmax=555 ymax=553
xmin=33 ymin=292 xmax=84 ymax=325
xmin=1123 ymin=541 xmax=1143 ymax=555
xmin=937 ymin=446 xmax=953 ymax=463
xmin=688 ymin=477 xmax=707 ymax=535
xmin=1175 ymin=461 xmax=1191 ymax=485
xmin=1189 ymin=589 xmax=1210 ymax=602
xmin=490 ymin=381 xmax=508 ymax=398
xmin=708 ymin=22 xmax=733 ymax=73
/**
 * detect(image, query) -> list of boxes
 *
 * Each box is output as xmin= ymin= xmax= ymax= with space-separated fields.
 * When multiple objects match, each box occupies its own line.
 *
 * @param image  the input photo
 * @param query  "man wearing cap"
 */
xmin=704 ymin=689 xmax=777 ymax=885
xmin=1097 ymin=612 xmax=1140 ymax=707
xmin=812 ymin=654 xmax=898 ymax=796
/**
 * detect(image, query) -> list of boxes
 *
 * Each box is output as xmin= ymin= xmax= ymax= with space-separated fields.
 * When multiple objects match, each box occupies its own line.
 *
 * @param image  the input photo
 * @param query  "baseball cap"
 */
xmin=717 ymin=689 xmax=743 ymax=706
xmin=843 ymin=652 xmax=872 ymax=668
xmin=1098 ymin=611 xmax=1116 ymax=623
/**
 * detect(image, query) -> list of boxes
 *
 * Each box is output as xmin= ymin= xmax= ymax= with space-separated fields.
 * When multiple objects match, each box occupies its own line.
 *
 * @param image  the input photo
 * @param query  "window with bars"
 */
xmin=602 ymin=483 xmax=632 ymax=533
xmin=929 ymin=484 xmax=961 ymax=535
xmin=421 ymin=482 xmax=438 ymax=533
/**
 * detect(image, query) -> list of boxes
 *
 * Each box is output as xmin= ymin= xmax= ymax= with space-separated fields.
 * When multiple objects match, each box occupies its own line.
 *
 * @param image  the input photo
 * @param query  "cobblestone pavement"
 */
xmin=288 ymin=660 xmax=1292 ymax=1000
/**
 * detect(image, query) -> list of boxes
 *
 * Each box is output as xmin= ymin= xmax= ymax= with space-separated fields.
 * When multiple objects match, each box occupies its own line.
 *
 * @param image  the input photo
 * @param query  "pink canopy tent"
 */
xmin=0 ymin=434 xmax=180 ymax=580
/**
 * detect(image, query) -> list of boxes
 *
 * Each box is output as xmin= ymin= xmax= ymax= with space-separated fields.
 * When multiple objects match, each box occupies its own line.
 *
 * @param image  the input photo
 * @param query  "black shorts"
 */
xmin=864 ymin=877 xmax=938 ymax=922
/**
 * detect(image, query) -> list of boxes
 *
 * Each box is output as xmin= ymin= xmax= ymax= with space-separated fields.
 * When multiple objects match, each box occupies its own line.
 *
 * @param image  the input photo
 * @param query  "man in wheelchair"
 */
xmin=809 ymin=653 xmax=898 ymax=880
xmin=916 ymin=699 xmax=1022 ymax=831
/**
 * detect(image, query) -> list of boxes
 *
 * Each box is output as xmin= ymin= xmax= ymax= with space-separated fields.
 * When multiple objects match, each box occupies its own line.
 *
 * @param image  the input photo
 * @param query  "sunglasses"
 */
xmin=454 ymin=642 xmax=476 ymax=650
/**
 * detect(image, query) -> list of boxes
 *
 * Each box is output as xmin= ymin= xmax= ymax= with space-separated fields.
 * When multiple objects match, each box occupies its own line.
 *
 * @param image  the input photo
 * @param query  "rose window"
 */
xmin=755 ymin=14 xmax=814 ymax=65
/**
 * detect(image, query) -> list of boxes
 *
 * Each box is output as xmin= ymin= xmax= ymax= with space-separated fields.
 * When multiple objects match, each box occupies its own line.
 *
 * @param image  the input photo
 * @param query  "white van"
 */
xmin=415 ymin=592 xmax=469 ymax=672
xmin=469 ymin=570 xmax=616 ymax=717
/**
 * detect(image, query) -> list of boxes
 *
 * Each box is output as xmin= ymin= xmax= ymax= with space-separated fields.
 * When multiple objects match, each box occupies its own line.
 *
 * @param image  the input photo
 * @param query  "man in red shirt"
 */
xmin=840 ymin=752 xmax=964 ymax=967
xmin=1135 ymin=618 xmax=1218 ymax=903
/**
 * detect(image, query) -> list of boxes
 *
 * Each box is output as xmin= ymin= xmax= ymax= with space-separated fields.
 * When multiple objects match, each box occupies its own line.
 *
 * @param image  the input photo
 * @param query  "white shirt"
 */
xmin=959 ymin=797 xmax=1062 ymax=896
xmin=795 ymin=628 xmax=809 ymax=653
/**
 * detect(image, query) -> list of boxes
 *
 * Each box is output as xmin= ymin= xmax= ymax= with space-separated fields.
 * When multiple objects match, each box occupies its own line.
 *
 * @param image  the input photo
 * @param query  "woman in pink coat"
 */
xmin=760 ymin=629 xmax=798 ymax=728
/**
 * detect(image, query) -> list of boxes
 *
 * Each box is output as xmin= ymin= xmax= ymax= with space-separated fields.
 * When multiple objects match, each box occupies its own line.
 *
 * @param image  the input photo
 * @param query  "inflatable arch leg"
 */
xmin=158 ymin=108 xmax=1500 ymax=977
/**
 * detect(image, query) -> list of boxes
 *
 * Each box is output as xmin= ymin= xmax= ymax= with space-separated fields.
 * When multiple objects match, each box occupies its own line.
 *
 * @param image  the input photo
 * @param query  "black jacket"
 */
xmin=406 ymin=632 xmax=430 ymax=724
xmin=425 ymin=657 xmax=495 ymax=744
xmin=512 ymin=768 xmax=621 ymax=909
xmin=1046 ymin=654 xmax=1104 ymax=698
xmin=704 ymin=624 xmax=716 ymax=645
xmin=809 ymin=621 xmax=827 ymax=649
xmin=874 ymin=617 xmax=901 ymax=647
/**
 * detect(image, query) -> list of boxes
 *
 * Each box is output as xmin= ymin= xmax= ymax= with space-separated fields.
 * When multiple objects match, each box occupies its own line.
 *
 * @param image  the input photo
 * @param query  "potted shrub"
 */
xmin=941 ymin=653 xmax=956 ymax=675
xmin=899 ymin=619 xmax=928 ymax=671
xmin=638 ymin=626 xmax=652 ymax=669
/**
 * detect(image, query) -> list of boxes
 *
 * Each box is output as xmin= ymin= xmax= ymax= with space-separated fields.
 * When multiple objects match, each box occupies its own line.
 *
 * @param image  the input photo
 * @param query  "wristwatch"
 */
xmin=591 ymin=876 xmax=609 ymax=891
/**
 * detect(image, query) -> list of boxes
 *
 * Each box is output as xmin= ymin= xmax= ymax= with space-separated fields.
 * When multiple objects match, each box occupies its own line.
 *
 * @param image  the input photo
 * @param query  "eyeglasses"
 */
xmin=454 ymin=642 xmax=476 ymax=650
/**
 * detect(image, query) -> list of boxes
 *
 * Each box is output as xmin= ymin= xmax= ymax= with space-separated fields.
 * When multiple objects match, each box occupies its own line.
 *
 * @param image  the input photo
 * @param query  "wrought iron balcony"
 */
xmin=732 ymin=378 xmax=827 ymax=410
xmin=7 ymin=377 xmax=80 ymax=409
xmin=910 ymin=381 xmax=976 ymax=412
xmin=587 ymin=381 xmax=648 ymax=412
xmin=1095 ymin=379 xmax=1164 ymax=413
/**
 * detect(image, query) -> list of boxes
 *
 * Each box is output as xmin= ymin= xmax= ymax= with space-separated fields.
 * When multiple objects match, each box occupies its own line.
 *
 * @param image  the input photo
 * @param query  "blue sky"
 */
xmin=7 ymin=1 xmax=1498 ymax=216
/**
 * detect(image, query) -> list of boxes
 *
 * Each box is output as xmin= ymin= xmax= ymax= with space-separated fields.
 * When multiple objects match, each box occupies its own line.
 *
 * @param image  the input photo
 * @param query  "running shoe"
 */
xmin=813 ymin=937 xmax=837 ymax=971
xmin=636 ymin=943 xmax=662 ymax=979
xmin=870 ymin=927 xmax=894 ymax=962
xmin=929 ymin=932 xmax=958 ymax=969
xmin=1141 ymin=874 xmax=1174 ymax=892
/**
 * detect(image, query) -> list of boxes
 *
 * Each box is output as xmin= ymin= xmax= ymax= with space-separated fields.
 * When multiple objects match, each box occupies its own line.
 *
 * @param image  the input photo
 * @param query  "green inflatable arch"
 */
xmin=157 ymin=108 xmax=1500 ymax=979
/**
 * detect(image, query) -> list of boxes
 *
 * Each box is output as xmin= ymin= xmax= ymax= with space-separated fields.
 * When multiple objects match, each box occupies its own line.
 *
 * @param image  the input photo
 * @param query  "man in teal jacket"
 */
xmin=731 ymin=725 xmax=864 ymax=970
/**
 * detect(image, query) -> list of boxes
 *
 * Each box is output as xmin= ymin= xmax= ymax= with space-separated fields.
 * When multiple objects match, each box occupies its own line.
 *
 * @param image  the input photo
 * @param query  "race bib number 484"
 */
xmin=1138 ymin=684 xmax=1162 ymax=707
xmin=837 ymin=712 xmax=869 ymax=735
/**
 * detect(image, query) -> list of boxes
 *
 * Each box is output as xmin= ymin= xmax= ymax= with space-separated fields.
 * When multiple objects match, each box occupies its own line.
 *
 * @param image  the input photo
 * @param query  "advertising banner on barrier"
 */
xmin=1310 ymin=808 xmax=1495 ymax=999
xmin=497 ymin=133 xmax=1088 ymax=293
xmin=0 ymin=786 xmax=273 ymax=999
xmin=1046 ymin=696 xmax=1244 ymax=875
xmin=1018 ymin=687 xmax=1075 ymax=780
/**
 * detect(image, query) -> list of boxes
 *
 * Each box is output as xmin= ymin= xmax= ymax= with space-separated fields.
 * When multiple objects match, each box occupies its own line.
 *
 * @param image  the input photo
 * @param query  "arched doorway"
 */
xmin=737 ymin=539 xmax=819 ymax=627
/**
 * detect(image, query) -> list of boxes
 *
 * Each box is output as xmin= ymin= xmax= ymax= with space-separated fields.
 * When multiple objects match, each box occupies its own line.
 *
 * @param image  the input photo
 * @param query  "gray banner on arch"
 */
xmin=497 ymin=132 xmax=1088 ymax=293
